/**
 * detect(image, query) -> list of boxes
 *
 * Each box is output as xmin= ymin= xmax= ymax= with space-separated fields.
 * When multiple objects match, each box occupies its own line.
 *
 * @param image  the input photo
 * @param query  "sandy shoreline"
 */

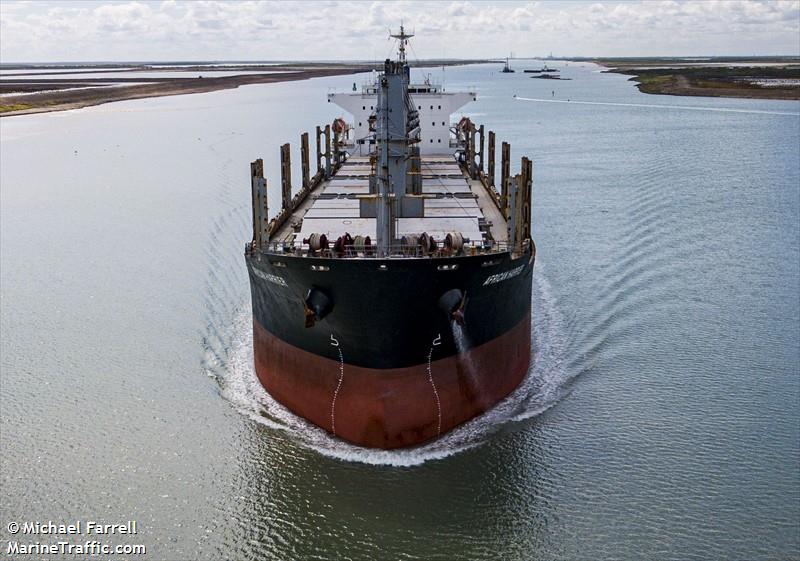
xmin=0 ymin=67 xmax=371 ymax=117
xmin=8 ymin=58 xmax=795 ymax=117
xmin=0 ymin=61 xmax=493 ymax=117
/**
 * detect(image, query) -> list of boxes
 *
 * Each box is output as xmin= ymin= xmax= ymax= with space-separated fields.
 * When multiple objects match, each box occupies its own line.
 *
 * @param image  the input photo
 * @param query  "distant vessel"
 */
xmin=524 ymin=63 xmax=559 ymax=73
xmin=244 ymin=27 xmax=535 ymax=449
xmin=532 ymin=74 xmax=569 ymax=80
xmin=501 ymin=57 xmax=515 ymax=73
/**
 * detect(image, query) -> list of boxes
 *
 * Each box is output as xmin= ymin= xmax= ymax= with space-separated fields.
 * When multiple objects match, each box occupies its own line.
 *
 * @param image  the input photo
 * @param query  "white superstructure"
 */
xmin=328 ymin=77 xmax=475 ymax=155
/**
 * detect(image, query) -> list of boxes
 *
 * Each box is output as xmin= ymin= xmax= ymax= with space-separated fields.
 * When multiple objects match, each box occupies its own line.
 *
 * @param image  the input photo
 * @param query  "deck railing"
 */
xmin=246 ymin=239 xmax=526 ymax=259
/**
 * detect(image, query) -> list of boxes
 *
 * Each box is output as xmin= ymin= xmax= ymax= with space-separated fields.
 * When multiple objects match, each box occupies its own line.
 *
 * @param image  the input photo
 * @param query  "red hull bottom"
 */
xmin=252 ymin=317 xmax=531 ymax=449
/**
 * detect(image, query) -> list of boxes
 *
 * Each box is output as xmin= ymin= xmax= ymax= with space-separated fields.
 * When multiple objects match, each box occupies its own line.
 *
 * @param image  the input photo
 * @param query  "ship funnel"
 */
xmin=438 ymin=288 xmax=467 ymax=325
xmin=304 ymin=288 xmax=333 ymax=328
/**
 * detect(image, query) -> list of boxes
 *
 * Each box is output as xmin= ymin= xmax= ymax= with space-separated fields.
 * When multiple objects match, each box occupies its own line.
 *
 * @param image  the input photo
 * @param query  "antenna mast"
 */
xmin=390 ymin=24 xmax=414 ymax=63
xmin=365 ymin=23 xmax=422 ymax=256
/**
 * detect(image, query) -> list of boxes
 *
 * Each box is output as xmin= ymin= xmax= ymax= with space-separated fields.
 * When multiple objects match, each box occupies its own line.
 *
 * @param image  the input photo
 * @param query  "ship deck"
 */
xmin=272 ymin=155 xmax=508 ymax=250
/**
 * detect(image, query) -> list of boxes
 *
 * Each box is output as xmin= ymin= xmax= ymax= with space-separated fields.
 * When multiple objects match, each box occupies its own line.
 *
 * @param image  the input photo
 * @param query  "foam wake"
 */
xmin=514 ymin=96 xmax=800 ymax=116
xmin=214 ymin=266 xmax=568 ymax=466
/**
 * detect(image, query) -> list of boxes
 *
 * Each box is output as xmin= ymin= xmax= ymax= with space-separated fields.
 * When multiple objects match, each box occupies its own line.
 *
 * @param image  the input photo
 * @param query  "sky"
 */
xmin=1 ymin=0 xmax=798 ymax=63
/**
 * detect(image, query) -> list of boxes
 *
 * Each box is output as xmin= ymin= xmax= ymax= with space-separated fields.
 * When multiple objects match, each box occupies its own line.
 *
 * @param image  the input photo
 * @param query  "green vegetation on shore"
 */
xmin=590 ymin=58 xmax=800 ymax=100
xmin=0 ymin=103 xmax=34 ymax=113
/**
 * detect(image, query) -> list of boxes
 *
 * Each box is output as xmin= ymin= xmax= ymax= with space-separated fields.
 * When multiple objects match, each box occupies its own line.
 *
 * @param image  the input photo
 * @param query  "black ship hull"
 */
xmin=245 ymin=248 xmax=534 ymax=449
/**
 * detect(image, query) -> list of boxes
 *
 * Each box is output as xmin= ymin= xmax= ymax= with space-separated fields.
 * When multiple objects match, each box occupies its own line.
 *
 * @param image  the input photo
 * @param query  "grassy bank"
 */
xmin=0 ymin=103 xmax=34 ymax=113
xmin=589 ymin=58 xmax=800 ymax=100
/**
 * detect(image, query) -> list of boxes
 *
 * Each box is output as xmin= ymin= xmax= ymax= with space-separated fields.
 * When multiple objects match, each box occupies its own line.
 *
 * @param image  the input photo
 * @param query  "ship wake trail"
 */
xmin=199 ymin=131 xmax=252 ymax=385
xmin=514 ymin=96 xmax=800 ymax=117
xmin=215 ymin=266 xmax=570 ymax=467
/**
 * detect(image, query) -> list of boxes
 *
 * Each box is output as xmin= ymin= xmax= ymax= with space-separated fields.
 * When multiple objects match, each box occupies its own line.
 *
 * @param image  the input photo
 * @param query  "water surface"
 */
xmin=1 ymin=62 xmax=798 ymax=560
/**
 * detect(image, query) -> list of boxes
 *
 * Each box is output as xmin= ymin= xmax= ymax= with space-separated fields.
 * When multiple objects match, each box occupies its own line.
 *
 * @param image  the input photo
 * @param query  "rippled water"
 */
xmin=1 ymin=63 xmax=798 ymax=560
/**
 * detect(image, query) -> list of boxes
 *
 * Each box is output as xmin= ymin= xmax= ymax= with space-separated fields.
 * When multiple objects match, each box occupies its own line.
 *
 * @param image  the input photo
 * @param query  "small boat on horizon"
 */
xmin=524 ymin=63 xmax=559 ymax=73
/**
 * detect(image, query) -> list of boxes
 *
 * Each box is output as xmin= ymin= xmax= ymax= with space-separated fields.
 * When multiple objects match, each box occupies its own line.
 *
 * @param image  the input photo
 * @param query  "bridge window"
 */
xmin=442 ymin=121 xmax=446 ymax=126
xmin=362 ymin=106 xmax=365 ymax=110
xmin=438 ymin=105 xmax=441 ymax=109
xmin=432 ymin=122 xmax=435 ymax=126
xmin=438 ymin=139 xmax=442 ymax=143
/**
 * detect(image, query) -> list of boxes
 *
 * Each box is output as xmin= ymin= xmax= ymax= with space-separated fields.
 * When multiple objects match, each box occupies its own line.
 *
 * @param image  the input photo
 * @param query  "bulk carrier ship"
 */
xmin=245 ymin=28 xmax=535 ymax=449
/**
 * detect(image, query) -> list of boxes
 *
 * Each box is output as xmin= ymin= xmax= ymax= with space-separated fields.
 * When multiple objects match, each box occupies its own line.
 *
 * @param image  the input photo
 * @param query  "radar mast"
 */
xmin=390 ymin=24 xmax=414 ymax=63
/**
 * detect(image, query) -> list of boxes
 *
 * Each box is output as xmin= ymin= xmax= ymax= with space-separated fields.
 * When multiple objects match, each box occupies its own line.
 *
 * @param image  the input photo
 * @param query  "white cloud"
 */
xmin=0 ymin=0 xmax=798 ymax=62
